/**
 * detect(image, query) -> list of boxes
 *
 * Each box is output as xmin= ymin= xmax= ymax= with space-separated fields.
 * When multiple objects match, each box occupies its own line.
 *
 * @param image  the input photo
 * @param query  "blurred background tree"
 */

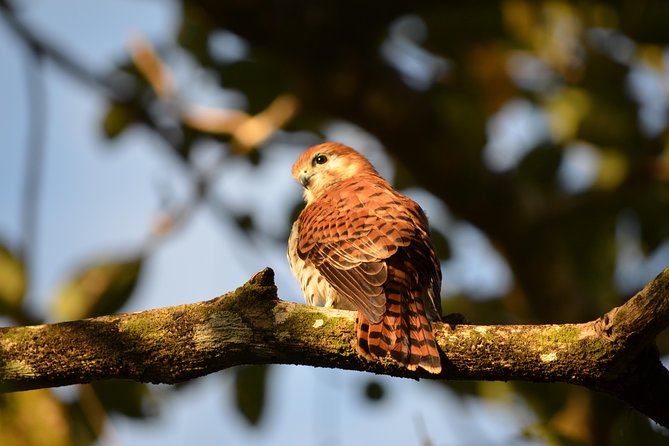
xmin=1 ymin=0 xmax=669 ymax=445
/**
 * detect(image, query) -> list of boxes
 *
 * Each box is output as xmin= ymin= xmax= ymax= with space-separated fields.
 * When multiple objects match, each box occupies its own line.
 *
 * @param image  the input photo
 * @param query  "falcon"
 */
xmin=288 ymin=142 xmax=442 ymax=373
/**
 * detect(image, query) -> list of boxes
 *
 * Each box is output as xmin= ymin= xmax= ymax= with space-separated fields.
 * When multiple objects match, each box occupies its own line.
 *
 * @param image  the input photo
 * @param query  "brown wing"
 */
xmin=296 ymin=175 xmax=441 ymax=324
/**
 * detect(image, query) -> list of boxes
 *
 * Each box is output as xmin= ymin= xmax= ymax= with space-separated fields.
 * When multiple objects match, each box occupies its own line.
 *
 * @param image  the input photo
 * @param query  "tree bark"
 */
xmin=1 ymin=267 xmax=668 ymax=428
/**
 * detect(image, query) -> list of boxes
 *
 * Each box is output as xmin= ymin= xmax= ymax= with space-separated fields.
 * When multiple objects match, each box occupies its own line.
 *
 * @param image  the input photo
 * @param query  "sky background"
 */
xmin=3 ymin=1 xmax=665 ymax=445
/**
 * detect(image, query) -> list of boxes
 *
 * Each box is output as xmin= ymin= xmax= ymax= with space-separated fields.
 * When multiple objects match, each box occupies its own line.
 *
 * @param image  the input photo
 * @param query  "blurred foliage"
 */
xmin=50 ymin=256 xmax=143 ymax=321
xmin=363 ymin=380 xmax=385 ymax=402
xmin=234 ymin=365 xmax=269 ymax=426
xmin=0 ymin=244 xmax=26 ymax=317
xmin=430 ymin=228 xmax=452 ymax=261
xmin=3 ymin=0 xmax=669 ymax=445
xmin=102 ymin=102 xmax=142 ymax=139
xmin=0 ymin=390 xmax=71 ymax=446
xmin=90 ymin=381 xmax=156 ymax=419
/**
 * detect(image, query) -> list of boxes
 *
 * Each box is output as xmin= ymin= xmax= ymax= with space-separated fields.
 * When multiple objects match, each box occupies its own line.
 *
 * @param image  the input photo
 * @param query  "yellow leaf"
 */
xmin=477 ymin=380 xmax=513 ymax=401
xmin=590 ymin=3 xmax=619 ymax=28
xmin=102 ymin=102 xmax=139 ymax=139
xmin=51 ymin=256 xmax=143 ymax=321
xmin=545 ymin=88 xmax=591 ymax=142
xmin=0 ymin=245 xmax=26 ymax=314
xmin=594 ymin=149 xmax=627 ymax=190
xmin=502 ymin=0 xmax=538 ymax=46
xmin=128 ymin=33 xmax=175 ymax=99
xmin=0 ymin=390 xmax=71 ymax=446
xmin=638 ymin=44 xmax=665 ymax=72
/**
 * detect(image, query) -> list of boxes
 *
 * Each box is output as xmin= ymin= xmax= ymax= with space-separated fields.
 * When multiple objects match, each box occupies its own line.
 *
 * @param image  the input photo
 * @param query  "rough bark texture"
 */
xmin=1 ymin=268 xmax=668 ymax=428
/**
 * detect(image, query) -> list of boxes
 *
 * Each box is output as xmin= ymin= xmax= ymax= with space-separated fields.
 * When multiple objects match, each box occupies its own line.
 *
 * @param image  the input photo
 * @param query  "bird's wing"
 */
xmin=296 ymin=176 xmax=437 ymax=323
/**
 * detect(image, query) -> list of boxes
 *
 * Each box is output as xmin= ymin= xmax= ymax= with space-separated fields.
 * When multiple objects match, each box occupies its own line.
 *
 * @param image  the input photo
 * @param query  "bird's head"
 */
xmin=292 ymin=142 xmax=380 ymax=203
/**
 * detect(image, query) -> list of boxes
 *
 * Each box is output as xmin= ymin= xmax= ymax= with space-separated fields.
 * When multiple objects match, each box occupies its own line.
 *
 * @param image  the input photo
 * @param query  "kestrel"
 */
xmin=288 ymin=142 xmax=442 ymax=373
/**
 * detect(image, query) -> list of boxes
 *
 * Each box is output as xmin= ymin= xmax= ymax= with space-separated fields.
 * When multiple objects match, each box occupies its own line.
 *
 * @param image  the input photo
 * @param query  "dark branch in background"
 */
xmin=0 ymin=4 xmax=284 ymax=266
xmin=0 ymin=2 xmax=190 ymax=159
xmin=0 ymin=2 xmax=128 ymax=100
xmin=0 ymin=268 xmax=668 ymax=428
xmin=16 ymin=23 xmax=46 ymax=327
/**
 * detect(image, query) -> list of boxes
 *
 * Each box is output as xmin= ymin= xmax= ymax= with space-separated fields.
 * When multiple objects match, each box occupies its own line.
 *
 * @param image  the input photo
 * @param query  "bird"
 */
xmin=287 ymin=142 xmax=443 ymax=373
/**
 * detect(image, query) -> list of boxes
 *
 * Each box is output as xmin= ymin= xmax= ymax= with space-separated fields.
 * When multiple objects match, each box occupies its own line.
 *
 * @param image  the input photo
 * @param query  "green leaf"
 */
xmin=91 ymin=381 xmax=157 ymax=419
xmin=637 ymin=193 xmax=669 ymax=253
xmin=0 ymin=244 xmax=26 ymax=315
xmin=363 ymin=380 xmax=385 ymax=402
xmin=234 ymin=365 xmax=269 ymax=426
xmin=235 ymin=213 xmax=254 ymax=233
xmin=289 ymin=200 xmax=306 ymax=225
xmin=218 ymin=60 xmax=282 ymax=114
xmin=247 ymin=148 xmax=262 ymax=166
xmin=177 ymin=3 xmax=214 ymax=66
xmin=391 ymin=160 xmax=418 ymax=191
xmin=516 ymin=144 xmax=563 ymax=190
xmin=430 ymin=228 xmax=451 ymax=261
xmin=101 ymin=102 xmax=140 ymax=139
xmin=50 ymin=256 xmax=143 ymax=321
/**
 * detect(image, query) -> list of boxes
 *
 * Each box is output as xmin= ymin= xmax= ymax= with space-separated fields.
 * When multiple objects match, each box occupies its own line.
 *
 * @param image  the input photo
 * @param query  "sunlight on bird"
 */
xmin=288 ymin=142 xmax=443 ymax=373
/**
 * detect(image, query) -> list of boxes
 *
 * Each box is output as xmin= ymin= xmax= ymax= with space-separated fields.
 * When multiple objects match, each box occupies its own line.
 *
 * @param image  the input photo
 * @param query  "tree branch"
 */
xmin=1 ymin=268 xmax=668 ymax=428
xmin=0 ymin=2 xmax=128 ymax=100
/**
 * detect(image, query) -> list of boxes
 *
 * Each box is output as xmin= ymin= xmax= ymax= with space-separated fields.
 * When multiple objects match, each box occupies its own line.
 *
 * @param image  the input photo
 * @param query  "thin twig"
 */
xmin=19 ymin=37 xmax=46 ymax=285
xmin=0 ymin=3 xmax=129 ymax=101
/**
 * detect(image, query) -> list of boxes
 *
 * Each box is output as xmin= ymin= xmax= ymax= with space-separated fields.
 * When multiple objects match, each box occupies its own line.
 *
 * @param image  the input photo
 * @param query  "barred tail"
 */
xmin=355 ymin=287 xmax=441 ymax=374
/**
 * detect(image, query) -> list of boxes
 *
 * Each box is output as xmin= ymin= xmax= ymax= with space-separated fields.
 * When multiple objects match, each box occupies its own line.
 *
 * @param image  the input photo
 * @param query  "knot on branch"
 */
xmin=235 ymin=267 xmax=278 ymax=302
xmin=248 ymin=267 xmax=276 ymax=289
xmin=594 ymin=310 xmax=616 ymax=340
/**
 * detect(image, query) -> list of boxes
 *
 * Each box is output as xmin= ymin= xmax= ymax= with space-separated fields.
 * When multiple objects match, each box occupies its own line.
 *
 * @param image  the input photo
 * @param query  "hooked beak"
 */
xmin=299 ymin=173 xmax=311 ymax=188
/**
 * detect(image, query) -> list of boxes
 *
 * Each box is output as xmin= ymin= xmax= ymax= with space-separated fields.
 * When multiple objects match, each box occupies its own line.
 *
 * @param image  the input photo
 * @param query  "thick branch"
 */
xmin=1 ymin=268 xmax=668 ymax=428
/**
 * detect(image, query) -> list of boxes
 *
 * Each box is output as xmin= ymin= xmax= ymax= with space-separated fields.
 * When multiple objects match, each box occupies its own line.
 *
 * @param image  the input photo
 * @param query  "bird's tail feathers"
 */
xmin=356 ymin=289 xmax=441 ymax=374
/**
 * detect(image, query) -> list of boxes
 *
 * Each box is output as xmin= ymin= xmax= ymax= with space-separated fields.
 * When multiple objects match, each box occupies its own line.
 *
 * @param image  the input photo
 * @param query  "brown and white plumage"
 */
xmin=287 ymin=142 xmax=443 ymax=373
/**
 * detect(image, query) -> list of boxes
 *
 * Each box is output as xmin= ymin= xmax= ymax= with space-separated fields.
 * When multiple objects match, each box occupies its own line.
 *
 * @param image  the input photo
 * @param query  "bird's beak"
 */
xmin=299 ymin=173 xmax=311 ymax=188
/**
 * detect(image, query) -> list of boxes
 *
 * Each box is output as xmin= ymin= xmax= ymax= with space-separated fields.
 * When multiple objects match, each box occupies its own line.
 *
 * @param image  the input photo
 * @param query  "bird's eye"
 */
xmin=314 ymin=154 xmax=328 ymax=165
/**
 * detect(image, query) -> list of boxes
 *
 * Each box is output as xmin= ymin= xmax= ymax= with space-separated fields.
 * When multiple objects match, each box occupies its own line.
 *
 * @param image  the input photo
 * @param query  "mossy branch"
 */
xmin=1 ymin=267 xmax=668 ymax=427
